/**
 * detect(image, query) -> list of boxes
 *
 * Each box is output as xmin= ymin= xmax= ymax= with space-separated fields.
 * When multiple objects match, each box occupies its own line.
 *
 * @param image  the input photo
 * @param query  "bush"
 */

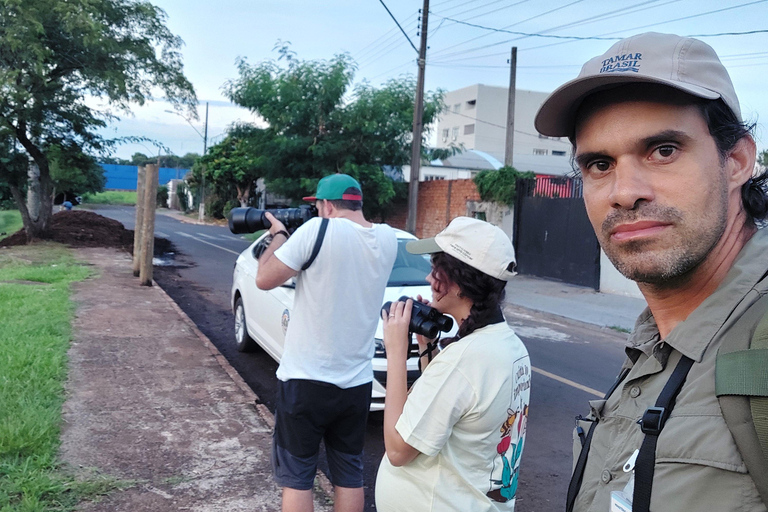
xmin=473 ymin=166 xmax=535 ymax=207
xmin=156 ymin=185 xmax=169 ymax=207
xmin=176 ymin=182 xmax=190 ymax=212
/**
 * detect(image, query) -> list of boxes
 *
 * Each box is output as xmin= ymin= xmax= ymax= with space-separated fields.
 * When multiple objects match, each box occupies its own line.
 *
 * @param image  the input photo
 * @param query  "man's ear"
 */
xmin=726 ymin=135 xmax=757 ymax=188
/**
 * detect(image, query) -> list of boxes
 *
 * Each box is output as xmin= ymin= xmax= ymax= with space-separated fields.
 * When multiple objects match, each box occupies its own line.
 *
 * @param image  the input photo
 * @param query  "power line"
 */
xmin=377 ymin=0 xmax=418 ymax=53
xmin=427 ymin=0 xmax=669 ymax=62
xmin=599 ymin=0 xmax=768 ymax=37
xmin=427 ymin=0 xmax=586 ymax=59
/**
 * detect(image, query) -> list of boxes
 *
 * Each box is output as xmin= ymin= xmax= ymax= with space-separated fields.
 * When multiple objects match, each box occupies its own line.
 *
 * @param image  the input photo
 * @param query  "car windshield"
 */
xmin=387 ymin=239 xmax=432 ymax=286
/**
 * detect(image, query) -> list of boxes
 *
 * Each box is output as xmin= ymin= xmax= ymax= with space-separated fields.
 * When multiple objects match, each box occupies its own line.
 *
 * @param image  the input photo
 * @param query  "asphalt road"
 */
xmin=92 ymin=205 xmax=629 ymax=511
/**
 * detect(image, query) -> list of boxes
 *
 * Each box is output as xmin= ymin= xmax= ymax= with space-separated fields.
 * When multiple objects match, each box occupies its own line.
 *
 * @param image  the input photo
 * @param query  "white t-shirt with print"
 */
xmin=273 ymin=217 xmax=397 ymax=388
xmin=375 ymin=322 xmax=531 ymax=511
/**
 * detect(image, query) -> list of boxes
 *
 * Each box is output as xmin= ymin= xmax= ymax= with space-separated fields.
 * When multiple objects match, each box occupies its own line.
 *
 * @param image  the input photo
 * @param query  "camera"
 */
xmin=228 ymin=205 xmax=318 ymax=234
xmin=382 ymin=295 xmax=454 ymax=339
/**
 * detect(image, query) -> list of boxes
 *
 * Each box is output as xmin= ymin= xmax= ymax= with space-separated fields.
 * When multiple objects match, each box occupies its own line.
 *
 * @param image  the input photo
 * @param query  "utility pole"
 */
xmin=139 ymin=163 xmax=159 ymax=286
xmin=405 ymin=0 xmax=429 ymax=235
xmin=504 ymin=47 xmax=517 ymax=168
xmin=198 ymin=101 xmax=209 ymax=221
xmin=132 ymin=164 xmax=146 ymax=276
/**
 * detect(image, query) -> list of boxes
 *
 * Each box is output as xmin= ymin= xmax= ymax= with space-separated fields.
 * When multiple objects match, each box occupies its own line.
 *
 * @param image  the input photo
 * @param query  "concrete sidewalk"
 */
xmin=60 ymin=248 xmax=332 ymax=511
xmin=506 ymin=275 xmax=647 ymax=332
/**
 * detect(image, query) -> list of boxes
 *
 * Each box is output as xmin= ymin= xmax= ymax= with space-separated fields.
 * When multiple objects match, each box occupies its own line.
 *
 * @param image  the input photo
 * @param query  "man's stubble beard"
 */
xmin=598 ymin=180 xmax=728 ymax=289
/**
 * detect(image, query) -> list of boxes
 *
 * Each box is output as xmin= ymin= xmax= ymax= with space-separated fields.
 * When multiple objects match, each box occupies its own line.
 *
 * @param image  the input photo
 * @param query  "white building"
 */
xmin=436 ymin=84 xmax=572 ymax=171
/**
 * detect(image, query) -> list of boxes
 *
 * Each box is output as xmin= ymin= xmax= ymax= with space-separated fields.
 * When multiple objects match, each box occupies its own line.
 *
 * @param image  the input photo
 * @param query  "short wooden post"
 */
xmin=139 ymin=163 xmax=159 ymax=286
xmin=132 ymin=165 xmax=146 ymax=276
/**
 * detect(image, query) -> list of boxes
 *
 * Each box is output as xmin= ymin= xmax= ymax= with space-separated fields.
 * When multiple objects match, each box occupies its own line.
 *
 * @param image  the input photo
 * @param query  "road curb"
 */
xmin=151 ymin=278 xmax=336 ymax=501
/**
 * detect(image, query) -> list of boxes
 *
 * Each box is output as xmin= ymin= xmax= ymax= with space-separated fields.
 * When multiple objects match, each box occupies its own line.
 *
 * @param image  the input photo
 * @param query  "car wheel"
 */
xmin=234 ymin=297 xmax=257 ymax=352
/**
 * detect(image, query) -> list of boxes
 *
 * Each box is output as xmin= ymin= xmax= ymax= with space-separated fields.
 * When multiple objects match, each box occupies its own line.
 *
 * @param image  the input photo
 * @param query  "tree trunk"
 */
xmin=15 ymin=122 xmax=54 ymax=241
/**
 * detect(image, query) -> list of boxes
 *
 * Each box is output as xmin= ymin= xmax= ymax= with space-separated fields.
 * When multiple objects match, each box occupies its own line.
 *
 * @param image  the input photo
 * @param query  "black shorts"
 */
xmin=272 ymin=379 xmax=372 ymax=490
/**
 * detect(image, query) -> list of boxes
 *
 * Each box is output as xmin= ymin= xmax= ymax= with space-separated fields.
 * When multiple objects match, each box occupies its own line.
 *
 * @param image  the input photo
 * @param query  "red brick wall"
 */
xmin=378 ymin=179 xmax=480 ymax=238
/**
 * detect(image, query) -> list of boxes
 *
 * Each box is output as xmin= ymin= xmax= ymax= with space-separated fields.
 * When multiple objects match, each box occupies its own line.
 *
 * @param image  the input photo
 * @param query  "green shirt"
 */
xmin=574 ymin=228 xmax=768 ymax=512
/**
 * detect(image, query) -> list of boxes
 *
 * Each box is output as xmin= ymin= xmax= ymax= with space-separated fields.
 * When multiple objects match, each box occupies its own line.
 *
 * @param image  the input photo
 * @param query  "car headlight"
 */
xmin=374 ymin=338 xmax=385 ymax=357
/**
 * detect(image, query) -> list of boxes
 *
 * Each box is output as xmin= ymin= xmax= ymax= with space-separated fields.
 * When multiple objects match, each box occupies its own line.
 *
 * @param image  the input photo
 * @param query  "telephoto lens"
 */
xmin=381 ymin=296 xmax=453 ymax=339
xmin=228 ymin=205 xmax=317 ymax=234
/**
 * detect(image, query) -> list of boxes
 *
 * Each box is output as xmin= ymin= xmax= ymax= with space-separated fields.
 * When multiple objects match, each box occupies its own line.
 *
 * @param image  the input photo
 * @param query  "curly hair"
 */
xmin=430 ymin=252 xmax=507 ymax=344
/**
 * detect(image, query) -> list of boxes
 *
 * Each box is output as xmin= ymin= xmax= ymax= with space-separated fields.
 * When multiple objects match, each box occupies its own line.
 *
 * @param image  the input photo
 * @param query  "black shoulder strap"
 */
xmin=632 ymin=354 xmax=694 ymax=512
xmin=566 ymin=367 xmax=630 ymax=512
xmin=301 ymin=218 xmax=328 ymax=271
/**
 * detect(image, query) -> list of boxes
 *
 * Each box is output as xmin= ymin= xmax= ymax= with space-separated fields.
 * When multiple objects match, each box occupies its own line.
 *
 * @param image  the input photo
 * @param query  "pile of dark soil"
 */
xmin=0 ymin=210 xmax=173 ymax=255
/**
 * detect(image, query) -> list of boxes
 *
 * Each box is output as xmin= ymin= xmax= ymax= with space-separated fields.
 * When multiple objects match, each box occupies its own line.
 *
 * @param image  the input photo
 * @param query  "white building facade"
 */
xmin=436 ymin=84 xmax=572 ymax=167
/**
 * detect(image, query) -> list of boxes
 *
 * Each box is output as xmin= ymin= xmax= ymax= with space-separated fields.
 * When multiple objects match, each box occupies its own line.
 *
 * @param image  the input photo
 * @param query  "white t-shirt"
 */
xmin=273 ymin=216 xmax=397 ymax=388
xmin=375 ymin=322 xmax=531 ymax=512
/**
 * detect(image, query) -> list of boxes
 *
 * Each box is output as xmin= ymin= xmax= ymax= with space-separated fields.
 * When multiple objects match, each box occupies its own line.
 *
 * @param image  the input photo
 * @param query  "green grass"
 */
xmin=242 ymin=229 xmax=266 ymax=242
xmin=609 ymin=325 xmax=632 ymax=334
xmin=0 ymin=211 xmax=23 ymax=240
xmin=0 ymin=244 xmax=126 ymax=511
xmin=80 ymin=191 xmax=137 ymax=205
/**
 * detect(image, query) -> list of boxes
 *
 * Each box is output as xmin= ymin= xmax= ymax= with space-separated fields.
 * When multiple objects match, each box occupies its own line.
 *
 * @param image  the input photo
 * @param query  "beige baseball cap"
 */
xmin=535 ymin=32 xmax=741 ymax=137
xmin=406 ymin=217 xmax=517 ymax=281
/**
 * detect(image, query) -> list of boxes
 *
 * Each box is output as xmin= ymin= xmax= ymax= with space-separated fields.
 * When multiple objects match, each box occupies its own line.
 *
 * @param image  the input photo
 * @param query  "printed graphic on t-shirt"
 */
xmin=486 ymin=355 xmax=531 ymax=503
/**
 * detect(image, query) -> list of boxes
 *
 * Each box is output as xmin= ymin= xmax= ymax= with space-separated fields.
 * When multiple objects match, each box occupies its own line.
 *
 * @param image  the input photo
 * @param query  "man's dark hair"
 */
xmin=570 ymin=88 xmax=768 ymax=227
xmin=698 ymin=99 xmax=768 ymax=227
xmin=430 ymin=252 xmax=507 ymax=342
xmin=327 ymin=187 xmax=363 ymax=211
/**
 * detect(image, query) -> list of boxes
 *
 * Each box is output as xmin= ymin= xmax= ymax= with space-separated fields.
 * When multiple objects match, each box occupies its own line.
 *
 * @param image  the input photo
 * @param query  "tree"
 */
xmin=758 ymin=149 xmax=768 ymax=170
xmin=0 ymin=0 xmax=196 ymax=241
xmin=200 ymin=125 xmax=268 ymax=210
xmin=224 ymin=46 xmax=443 ymax=220
xmin=49 ymin=143 xmax=107 ymax=198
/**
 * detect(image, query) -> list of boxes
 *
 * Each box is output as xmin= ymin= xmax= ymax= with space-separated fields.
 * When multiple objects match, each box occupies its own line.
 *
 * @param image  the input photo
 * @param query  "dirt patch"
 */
xmin=0 ymin=210 xmax=173 ymax=255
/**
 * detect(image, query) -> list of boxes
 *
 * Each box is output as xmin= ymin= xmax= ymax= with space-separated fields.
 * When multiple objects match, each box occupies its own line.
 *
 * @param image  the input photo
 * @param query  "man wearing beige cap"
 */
xmin=535 ymin=32 xmax=768 ymax=511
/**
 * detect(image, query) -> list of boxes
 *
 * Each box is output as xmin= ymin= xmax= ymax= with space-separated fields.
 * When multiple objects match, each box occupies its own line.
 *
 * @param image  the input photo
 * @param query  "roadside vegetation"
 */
xmin=81 ymin=191 xmax=137 ymax=206
xmin=0 ymin=244 xmax=125 ymax=510
xmin=0 ymin=210 xmax=23 ymax=240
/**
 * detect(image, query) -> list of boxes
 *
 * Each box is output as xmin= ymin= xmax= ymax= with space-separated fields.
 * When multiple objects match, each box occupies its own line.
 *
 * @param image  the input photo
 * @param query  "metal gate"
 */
xmin=513 ymin=176 xmax=601 ymax=289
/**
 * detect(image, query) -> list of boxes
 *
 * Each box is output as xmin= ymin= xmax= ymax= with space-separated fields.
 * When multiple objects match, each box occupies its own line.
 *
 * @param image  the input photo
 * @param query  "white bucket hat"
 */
xmin=406 ymin=217 xmax=517 ymax=281
xmin=535 ymin=32 xmax=741 ymax=137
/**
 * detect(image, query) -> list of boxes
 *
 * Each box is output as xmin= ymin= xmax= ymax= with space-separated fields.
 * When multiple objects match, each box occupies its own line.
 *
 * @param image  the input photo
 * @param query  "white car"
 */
xmin=231 ymin=228 xmax=454 ymax=411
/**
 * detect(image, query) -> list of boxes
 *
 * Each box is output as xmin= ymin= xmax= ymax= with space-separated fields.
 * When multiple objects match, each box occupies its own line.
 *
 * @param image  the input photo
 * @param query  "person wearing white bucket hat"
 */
xmin=535 ymin=32 xmax=768 ymax=512
xmin=375 ymin=217 xmax=531 ymax=512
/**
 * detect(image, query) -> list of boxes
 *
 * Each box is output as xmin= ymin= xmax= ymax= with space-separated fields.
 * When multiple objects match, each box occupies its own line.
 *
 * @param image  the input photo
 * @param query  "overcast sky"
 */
xmin=104 ymin=0 xmax=768 ymax=160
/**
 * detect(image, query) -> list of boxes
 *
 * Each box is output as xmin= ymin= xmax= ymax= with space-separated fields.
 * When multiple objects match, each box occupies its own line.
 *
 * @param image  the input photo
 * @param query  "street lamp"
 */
xmin=166 ymin=102 xmax=208 ymax=221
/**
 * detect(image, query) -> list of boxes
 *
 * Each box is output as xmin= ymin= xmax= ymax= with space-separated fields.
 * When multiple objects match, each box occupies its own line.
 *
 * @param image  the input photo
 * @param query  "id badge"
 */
xmin=609 ymin=449 xmax=638 ymax=512
xmin=609 ymin=491 xmax=632 ymax=512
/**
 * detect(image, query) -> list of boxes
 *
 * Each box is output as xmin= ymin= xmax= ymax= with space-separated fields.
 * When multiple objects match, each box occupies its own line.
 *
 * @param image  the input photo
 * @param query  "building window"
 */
xmin=473 ymin=211 xmax=487 ymax=221
xmin=464 ymin=124 xmax=475 ymax=135
xmin=533 ymin=148 xmax=548 ymax=155
xmin=451 ymin=127 xmax=459 ymax=140
xmin=441 ymin=128 xmax=449 ymax=142
xmin=552 ymin=150 xmax=566 ymax=156
xmin=453 ymin=103 xmax=461 ymax=113
xmin=425 ymin=175 xmax=445 ymax=181
xmin=466 ymin=99 xmax=476 ymax=109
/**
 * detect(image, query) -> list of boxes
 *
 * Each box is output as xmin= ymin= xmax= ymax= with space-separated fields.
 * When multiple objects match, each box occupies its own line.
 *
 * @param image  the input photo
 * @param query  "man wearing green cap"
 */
xmin=535 ymin=32 xmax=768 ymax=511
xmin=256 ymin=173 xmax=397 ymax=512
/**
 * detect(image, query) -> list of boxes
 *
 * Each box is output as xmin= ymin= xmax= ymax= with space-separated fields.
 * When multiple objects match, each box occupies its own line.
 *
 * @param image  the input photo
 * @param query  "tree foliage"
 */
xmin=221 ymin=45 xmax=443 ymax=220
xmin=199 ymin=125 xmax=269 ymax=209
xmin=0 ymin=0 xmax=196 ymax=240
xmin=473 ymin=166 xmax=535 ymax=207
xmin=759 ymin=149 xmax=768 ymax=169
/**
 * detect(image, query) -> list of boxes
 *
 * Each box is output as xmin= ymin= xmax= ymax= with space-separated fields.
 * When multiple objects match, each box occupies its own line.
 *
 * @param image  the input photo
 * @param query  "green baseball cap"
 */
xmin=303 ymin=174 xmax=363 ymax=202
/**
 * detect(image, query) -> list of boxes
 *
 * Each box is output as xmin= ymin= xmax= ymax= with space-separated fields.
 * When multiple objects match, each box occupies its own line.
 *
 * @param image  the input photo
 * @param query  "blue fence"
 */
xmin=100 ymin=164 xmax=190 ymax=190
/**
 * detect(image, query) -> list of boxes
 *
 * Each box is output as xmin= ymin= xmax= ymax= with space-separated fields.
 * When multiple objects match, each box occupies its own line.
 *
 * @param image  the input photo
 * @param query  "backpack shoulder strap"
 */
xmin=716 ymin=293 xmax=768 ymax=505
xmin=301 ymin=218 xmax=329 ymax=271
